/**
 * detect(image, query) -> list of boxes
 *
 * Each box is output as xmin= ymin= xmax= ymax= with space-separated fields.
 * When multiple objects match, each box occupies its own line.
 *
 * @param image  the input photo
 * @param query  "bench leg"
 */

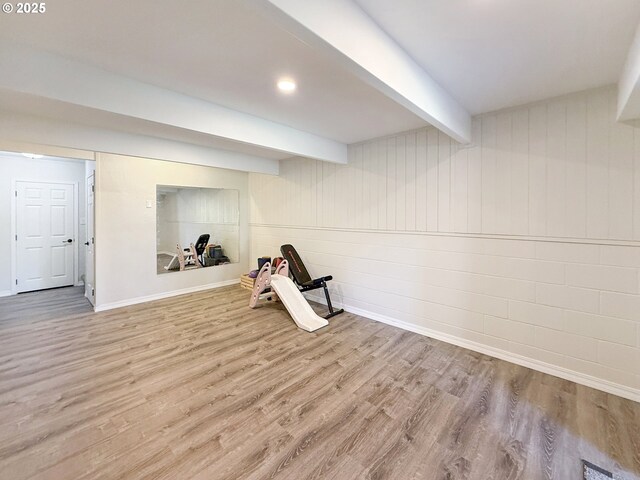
xmin=322 ymin=283 xmax=344 ymax=319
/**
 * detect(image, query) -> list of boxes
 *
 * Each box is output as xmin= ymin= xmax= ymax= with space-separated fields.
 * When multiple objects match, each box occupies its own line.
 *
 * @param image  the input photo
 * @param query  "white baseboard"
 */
xmin=0 ymin=290 xmax=13 ymax=298
xmin=304 ymin=293 xmax=640 ymax=403
xmin=94 ymin=279 xmax=240 ymax=312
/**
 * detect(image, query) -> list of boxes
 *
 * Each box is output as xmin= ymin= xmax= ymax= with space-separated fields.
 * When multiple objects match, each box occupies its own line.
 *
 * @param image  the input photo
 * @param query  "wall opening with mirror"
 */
xmin=156 ymin=185 xmax=239 ymax=274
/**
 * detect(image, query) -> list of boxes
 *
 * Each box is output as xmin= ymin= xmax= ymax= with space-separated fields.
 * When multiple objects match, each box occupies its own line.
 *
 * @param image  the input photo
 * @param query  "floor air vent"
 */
xmin=582 ymin=460 xmax=615 ymax=480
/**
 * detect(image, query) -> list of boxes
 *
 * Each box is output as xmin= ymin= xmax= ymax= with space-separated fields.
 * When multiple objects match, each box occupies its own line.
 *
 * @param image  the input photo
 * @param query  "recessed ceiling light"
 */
xmin=277 ymin=79 xmax=296 ymax=93
xmin=22 ymin=153 xmax=43 ymax=159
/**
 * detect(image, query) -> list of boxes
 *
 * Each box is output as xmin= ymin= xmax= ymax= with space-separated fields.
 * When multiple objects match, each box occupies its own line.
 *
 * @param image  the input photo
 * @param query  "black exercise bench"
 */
xmin=280 ymin=244 xmax=344 ymax=320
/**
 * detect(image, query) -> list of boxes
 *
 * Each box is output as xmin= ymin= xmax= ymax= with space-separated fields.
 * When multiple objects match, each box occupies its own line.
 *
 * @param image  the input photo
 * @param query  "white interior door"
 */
xmin=16 ymin=181 xmax=75 ymax=293
xmin=85 ymin=174 xmax=95 ymax=305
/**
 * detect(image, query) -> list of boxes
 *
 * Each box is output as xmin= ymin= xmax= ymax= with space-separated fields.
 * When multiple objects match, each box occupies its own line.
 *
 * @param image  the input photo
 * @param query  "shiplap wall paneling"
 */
xmin=346 ymin=146 xmax=356 ymax=229
xmin=481 ymin=114 xmax=497 ymax=234
xmin=311 ymin=156 xmax=318 ymax=227
xmin=426 ymin=128 xmax=439 ymax=232
xmin=337 ymin=161 xmax=348 ymax=229
xmin=635 ymin=120 xmax=640 ymax=241
xmin=565 ymin=94 xmax=587 ymax=239
xmin=451 ymin=137 xmax=468 ymax=233
xmin=248 ymin=169 xmax=259 ymax=224
xmin=264 ymin=164 xmax=277 ymax=225
xmin=318 ymin=158 xmax=326 ymax=228
xmin=297 ymin=158 xmax=307 ymax=227
xmin=252 ymin=87 xmax=640 ymax=244
xmin=280 ymin=162 xmax=289 ymax=224
xmin=406 ymin=132 xmax=417 ymax=232
xmin=371 ymin=140 xmax=380 ymax=230
xmin=528 ymin=103 xmax=547 ymax=237
xmin=298 ymin=159 xmax=307 ymax=227
xmin=324 ymin=160 xmax=336 ymax=229
xmin=324 ymin=158 xmax=332 ymax=228
xmin=546 ymin=100 xmax=567 ymax=238
xmin=437 ymin=131 xmax=451 ymax=232
xmin=361 ymin=142 xmax=372 ymax=230
xmin=396 ymin=134 xmax=407 ymax=231
xmin=366 ymin=141 xmax=376 ymax=230
xmin=510 ymin=108 xmax=529 ymax=235
xmin=609 ymin=94 xmax=634 ymax=241
xmin=495 ymin=111 xmax=512 ymax=235
xmin=376 ymin=140 xmax=388 ymax=231
xmin=248 ymin=171 xmax=255 ymax=223
xmin=288 ymin=159 xmax=297 ymax=225
xmin=586 ymin=89 xmax=609 ymax=239
xmin=467 ymin=118 xmax=483 ymax=233
xmin=386 ymin=137 xmax=397 ymax=231
xmin=292 ymin=162 xmax=299 ymax=225
xmin=305 ymin=158 xmax=315 ymax=227
xmin=264 ymin=161 xmax=276 ymax=224
xmin=352 ymin=144 xmax=363 ymax=230
xmin=271 ymin=170 xmax=280 ymax=224
xmin=274 ymin=165 xmax=282 ymax=224
xmin=286 ymin=160 xmax=296 ymax=225
xmin=416 ymin=130 xmax=428 ymax=231
xmin=362 ymin=143 xmax=372 ymax=230
xmin=367 ymin=139 xmax=378 ymax=230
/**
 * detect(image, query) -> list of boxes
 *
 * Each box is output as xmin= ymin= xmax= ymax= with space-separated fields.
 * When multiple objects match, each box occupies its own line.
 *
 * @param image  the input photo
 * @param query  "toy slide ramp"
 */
xmin=270 ymin=274 xmax=328 ymax=332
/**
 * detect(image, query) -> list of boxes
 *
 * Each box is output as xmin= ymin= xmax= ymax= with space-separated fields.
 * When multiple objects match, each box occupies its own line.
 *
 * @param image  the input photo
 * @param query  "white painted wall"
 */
xmin=95 ymin=153 xmax=249 ymax=310
xmin=249 ymin=86 xmax=640 ymax=401
xmin=0 ymin=152 xmax=87 ymax=296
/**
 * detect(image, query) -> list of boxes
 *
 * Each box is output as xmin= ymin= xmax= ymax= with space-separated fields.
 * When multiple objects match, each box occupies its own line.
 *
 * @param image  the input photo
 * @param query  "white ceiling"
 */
xmin=0 ymin=0 xmax=425 ymax=145
xmin=355 ymin=0 xmax=640 ymax=114
xmin=1 ymin=0 xmax=640 ymax=164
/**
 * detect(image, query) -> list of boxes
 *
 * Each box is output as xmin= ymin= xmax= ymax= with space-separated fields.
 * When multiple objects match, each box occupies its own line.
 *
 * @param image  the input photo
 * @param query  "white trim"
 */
xmin=73 ymin=182 xmax=79 ymax=288
xmin=304 ymin=293 xmax=640 ymax=403
xmin=94 ymin=278 xmax=239 ymax=312
xmin=249 ymin=222 xmax=640 ymax=248
xmin=0 ymin=290 xmax=12 ymax=298
xmin=85 ymin=169 xmax=96 ymax=307
xmin=10 ymin=180 xmax=17 ymax=295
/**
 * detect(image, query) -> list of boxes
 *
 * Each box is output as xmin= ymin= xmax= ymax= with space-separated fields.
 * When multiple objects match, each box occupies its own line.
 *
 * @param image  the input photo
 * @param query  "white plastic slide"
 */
xmin=269 ymin=274 xmax=329 ymax=332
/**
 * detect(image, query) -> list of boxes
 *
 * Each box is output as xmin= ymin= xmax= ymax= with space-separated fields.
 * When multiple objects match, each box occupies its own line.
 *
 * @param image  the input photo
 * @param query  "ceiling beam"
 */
xmin=0 ymin=110 xmax=280 ymax=175
xmin=618 ymin=23 xmax=640 ymax=121
xmin=253 ymin=0 xmax=471 ymax=143
xmin=0 ymin=43 xmax=347 ymax=165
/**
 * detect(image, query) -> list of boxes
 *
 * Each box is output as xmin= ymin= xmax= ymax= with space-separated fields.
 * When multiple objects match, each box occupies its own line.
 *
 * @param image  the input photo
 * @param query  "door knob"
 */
xmin=84 ymin=242 xmax=90 ymax=246
xmin=64 ymin=239 xmax=73 ymax=244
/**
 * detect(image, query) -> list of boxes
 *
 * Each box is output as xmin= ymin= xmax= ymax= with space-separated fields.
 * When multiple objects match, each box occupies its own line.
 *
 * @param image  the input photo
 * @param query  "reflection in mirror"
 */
xmin=156 ymin=185 xmax=239 ymax=274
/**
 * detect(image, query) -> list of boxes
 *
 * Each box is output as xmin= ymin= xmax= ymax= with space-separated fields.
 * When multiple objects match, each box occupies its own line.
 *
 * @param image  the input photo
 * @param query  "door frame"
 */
xmin=10 ymin=179 xmax=80 ymax=295
xmin=85 ymin=172 xmax=96 ymax=306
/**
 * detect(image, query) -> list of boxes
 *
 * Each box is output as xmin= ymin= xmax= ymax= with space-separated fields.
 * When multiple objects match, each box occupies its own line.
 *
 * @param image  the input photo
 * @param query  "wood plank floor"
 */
xmin=0 ymin=286 xmax=639 ymax=480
